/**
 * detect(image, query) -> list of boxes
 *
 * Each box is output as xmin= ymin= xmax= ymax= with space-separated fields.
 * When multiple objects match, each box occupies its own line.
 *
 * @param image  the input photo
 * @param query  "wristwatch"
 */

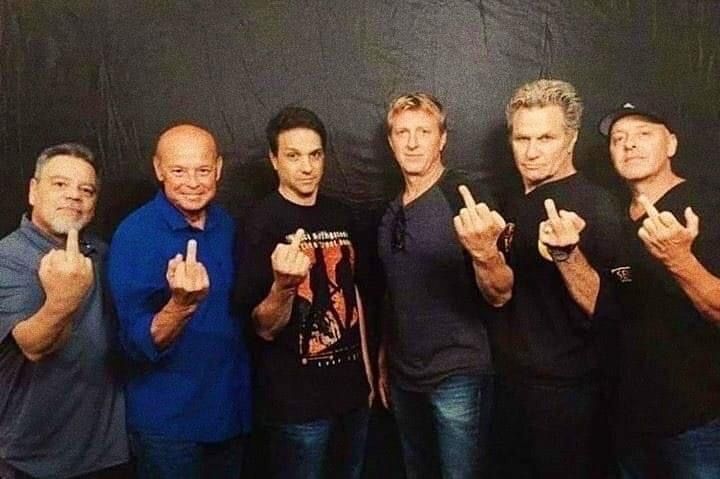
xmin=547 ymin=243 xmax=577 ymax=262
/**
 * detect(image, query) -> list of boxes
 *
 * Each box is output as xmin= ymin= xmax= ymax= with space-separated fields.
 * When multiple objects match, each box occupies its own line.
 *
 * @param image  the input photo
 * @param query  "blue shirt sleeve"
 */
xmin=107 ymin=222 xmax=172 ymax=363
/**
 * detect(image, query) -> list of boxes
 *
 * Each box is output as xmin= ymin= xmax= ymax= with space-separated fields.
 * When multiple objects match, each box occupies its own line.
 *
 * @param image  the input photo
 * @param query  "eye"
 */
xmin=170 ymin=168 xmax=185 ymax=176
xmin=80 ymin=186 xmax=97 ymax=197
xmin=198 ymin=167 xmax=212 ymax=176
xmin=52 ymin=180 xmax=68 ymax=188
xmin=310 ymin=151 xmax=323 ymax=160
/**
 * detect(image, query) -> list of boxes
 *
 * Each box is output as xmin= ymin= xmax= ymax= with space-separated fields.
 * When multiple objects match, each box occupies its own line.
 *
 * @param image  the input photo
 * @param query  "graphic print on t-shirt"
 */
xmin=288 ymin=229 xmax=361 ymax=367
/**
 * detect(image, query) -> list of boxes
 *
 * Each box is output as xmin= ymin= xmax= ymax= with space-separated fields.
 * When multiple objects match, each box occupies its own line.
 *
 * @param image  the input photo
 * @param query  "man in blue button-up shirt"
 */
xmin=108 ymin=124 xmax=251 ymax=479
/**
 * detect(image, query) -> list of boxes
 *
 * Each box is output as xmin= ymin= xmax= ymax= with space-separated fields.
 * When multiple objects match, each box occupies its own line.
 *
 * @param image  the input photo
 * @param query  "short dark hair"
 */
xmin=266 ymin=106 xmax=328 ymax=156
xmin=35 ymin=142 xmax=99 ymax=179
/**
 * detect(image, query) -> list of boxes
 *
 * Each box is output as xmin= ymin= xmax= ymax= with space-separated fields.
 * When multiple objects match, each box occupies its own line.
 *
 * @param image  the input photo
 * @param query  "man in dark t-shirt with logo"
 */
xmin=600 ymin=101 xmax=720 ymax=478
xmin=238 ymin=106 xmax=373 ymax=479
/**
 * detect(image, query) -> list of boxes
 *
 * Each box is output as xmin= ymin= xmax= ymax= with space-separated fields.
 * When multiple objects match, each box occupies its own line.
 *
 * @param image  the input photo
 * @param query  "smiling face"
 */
xmin=153 ymin=125 xmax=222 ymax=223
xmin=387 ymin=108 xmax=447 ymax=180
xmin=608 ymin=115 xmax=677 ymax=184
xmin=29 ymin=154 xmax=98 ymax=240
xmin=510 ymin=105 xmax=578 ymax=193
xmin=270 ymin=127 xmax=324 ymax=206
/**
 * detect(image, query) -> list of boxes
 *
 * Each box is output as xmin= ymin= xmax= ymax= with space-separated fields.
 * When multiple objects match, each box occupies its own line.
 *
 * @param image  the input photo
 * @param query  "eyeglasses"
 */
xmin=391 ymin=206 xmax=406 ymax=251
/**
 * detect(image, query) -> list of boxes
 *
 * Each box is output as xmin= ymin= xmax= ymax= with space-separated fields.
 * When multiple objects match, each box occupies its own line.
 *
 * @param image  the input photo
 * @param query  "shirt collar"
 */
xmin=18 ymin=214 xmax=97 ymax=256
xmin=153 ymin=191 xmax=218 ymax=232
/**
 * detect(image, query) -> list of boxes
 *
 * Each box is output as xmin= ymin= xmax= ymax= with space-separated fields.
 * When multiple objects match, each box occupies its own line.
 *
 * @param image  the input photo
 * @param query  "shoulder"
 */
xmin=0 ymin=229 xmax=35 ymax=274
xmin=113 ymin=199 xmax=159 ymax=237
xmin=438 ymin=168 xmax=496 ymax=211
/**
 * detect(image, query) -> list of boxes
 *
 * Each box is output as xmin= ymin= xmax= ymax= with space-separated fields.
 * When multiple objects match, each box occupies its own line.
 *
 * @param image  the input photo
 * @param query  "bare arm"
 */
xmin=354 ymin=288 xmax=375 ymax=406
xmin=252 ymin=229 xmax=310 ymax=341
xmin=552 ymin=248 xmax=600 ymax=316
xmin=636 ymin=196 xmax=720 ymax=325
xmin=150 ymin=240 xmax=210 ymax=350
xmin=252 ymin=282 xmax=297 ymax=341
xmin=12 ymin=229 xmax=93 ymax=361
xmin=454 ymin=185 xmax=514 ymax=307
xmin=539 ymin=199 xmax=599 ymax=316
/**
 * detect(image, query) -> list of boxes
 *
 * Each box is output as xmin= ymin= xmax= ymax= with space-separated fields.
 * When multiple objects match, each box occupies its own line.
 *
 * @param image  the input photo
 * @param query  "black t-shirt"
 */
xmin=377 ymin=169 xmax=495 ymax=391
xmin=613 ymin=181 xmax=720 ymax=438
xmin=238 ymin=192 xmax=368 ymax=423
xmin=491 ymin=173 xmax=625 ymax=380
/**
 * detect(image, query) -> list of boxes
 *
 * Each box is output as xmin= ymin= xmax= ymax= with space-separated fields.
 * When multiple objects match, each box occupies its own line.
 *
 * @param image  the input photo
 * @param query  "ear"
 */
xmin=28 ymin=177 xmax=38 ymax=207
xmin=667 ymin=132 xmax=678 ymax=158
xmin=567 ymin=129 xmax=579 ymax=154
xmin=439 ymin=130 xmax=448 ymax=152
xmin=152 ymin=156 xmax=165 ymax=182
xmin=269 ymin=151 xmax=279 ymax=171
xmin=215 ymin=155 xmax=224 ymax=181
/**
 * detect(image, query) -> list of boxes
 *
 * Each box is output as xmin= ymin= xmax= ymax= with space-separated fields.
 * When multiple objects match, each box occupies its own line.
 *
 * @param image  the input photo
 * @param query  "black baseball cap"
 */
xmin=598 ymin=101 xmax=675 ymax=136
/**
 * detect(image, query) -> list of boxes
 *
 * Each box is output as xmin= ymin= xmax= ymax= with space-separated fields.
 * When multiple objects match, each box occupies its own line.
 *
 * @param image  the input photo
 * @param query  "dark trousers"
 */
xmin=490 ymin=375 xmax=611 ymax=479
xmin=128 ymin=431 xmax=244 ymax=479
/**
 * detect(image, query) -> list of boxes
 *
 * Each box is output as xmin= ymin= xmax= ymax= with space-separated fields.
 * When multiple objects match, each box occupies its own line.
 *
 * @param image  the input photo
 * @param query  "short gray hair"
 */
xmin=506 ymin=79 xmax=583 ymax=132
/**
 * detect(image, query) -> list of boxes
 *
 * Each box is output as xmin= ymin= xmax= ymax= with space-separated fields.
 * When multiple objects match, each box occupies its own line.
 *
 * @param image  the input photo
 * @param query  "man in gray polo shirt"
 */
xmin=0 ymin=143 xmax=129 ymax=478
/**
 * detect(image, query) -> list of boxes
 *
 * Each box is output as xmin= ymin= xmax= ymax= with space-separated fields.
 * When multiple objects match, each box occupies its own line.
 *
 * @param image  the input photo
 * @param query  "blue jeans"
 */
xmin=391 ymin=374 xmax=494 ymax=479
xmin=262 ymin=407 xmax=370 ymax=479
xmin=128 ymin=431 xmax=245 ymax=479
xmin=618 ymin=417 xmax=720 ymax=479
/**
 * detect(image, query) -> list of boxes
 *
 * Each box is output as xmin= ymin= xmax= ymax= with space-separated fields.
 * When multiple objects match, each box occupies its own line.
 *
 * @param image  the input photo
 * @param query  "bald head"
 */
xmin=153 ymin=124 xmax=223 ymax=226
xmin=155 ymin=124 xmax=218 ymax=162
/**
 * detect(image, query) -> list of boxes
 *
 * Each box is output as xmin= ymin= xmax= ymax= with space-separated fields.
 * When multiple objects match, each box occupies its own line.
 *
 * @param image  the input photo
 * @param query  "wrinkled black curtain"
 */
xmin=2 ymin=0 xmax=719 ymax=238
xmin=1 ymin=1 xmax=719 ymax=477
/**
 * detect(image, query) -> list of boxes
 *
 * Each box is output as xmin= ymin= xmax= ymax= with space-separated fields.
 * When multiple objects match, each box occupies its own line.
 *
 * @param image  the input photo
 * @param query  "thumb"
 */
xmin=684 ymin=207 xmax=699 ymax=237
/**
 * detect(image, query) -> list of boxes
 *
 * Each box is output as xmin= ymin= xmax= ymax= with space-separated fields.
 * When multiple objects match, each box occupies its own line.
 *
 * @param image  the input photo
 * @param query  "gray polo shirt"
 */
xmin=0 ymin=216 xmax=128 ymax=479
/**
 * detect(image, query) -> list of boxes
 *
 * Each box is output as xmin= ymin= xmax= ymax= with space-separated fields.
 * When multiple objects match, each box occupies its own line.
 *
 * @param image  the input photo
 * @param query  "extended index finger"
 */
xmin=290 ymin=228 xmax=305 ymax=249
xmin=544 ymin=198 xmax=560 ymax=221
xmin=186 ymin=239 xmax=198 ymax=264
xmin=637 ymin=195 xmax=659 ymax=218
xmin=458 ymin=185 xmax=476 ymax=209
xmin=65 ymin=228 xmax=80 ymax=254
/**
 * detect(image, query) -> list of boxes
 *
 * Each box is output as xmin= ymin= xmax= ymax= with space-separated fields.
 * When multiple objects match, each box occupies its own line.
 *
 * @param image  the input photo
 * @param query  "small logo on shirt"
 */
xmin=611 ymin=266 xmax=633 ymax=283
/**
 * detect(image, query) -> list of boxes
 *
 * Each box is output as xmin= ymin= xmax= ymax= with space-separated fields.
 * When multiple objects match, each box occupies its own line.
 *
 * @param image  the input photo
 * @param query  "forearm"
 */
xmin=356 ymin=289 xmax=374 ymax=387
xmin=471 ymin=250 xmax=514 ymax=307
xmin=665 ymin=254 xmax=720 ymax=325
xmin=555 ymin=248 xmax=600 ymax=316
xmin=150 ymin=298 xmax=197 ymax=350
xmin=12 ymin=301 xmax=75 ymax=361
xmin=252 ymin=282 xmax=296 ymax=341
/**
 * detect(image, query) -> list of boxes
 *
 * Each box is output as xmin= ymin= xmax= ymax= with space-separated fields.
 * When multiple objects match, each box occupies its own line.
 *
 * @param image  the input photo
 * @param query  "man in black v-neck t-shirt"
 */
xmin=600 ymin=101 xmax=720 ymax=478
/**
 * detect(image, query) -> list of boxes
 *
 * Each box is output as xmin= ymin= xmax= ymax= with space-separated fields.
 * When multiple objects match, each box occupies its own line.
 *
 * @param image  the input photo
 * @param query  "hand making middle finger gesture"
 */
xmin=636 ymin=194 xmax=699 ymax=264
xmin=453 ymin=185 xmax=507 ymax=262
xmin=38 ymin=228 xmax=94 ymax=312
xmin=271 ymin=228 xmax=311 ymax=290
xmin=538 ymin=199 xmax=586 ymax=261
xmin=166 ymin=239 xmax=210 ymax=307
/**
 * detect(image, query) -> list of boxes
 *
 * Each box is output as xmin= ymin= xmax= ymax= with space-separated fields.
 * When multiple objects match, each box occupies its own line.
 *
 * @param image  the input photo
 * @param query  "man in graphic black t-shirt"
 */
xmin=600 ymin=101 xmax=720 ymax=478
xmin=237 ymin=107 xmax=373 ymax=479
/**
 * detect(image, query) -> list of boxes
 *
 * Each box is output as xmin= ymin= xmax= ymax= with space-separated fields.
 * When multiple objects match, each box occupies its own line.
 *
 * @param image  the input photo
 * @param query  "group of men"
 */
xmin=0 ymin=78 xmax=718 ymax=479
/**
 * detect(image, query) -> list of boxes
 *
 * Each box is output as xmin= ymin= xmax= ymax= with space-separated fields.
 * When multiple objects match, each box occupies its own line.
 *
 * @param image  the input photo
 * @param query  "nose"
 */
xmin=299 ymin=155 xmax=314 ymax=173
xmin=407 ymin=132 xmax=419 ymax=150
xmin=185 ymin=171 xmax=201 ymax=187
xmin=525 ymin=139 xmax=540 ymax=159
xmin=65 ymin=186 xmax=82 ymax=201
xmin=625 ymin=135 xmax=637 ymax=150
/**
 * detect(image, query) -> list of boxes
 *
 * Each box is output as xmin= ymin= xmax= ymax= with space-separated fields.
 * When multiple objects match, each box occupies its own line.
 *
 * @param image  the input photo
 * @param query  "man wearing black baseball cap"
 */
xmin=601 ymin=102 xmax=720 ymax=478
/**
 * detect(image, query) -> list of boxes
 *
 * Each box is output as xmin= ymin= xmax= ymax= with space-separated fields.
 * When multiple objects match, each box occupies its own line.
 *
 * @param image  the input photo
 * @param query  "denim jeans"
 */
xmin=261 ymin=407 xmax=370 ymax=479
xmin=618 ymin=417 xmax=720 ymax=479
xmin=490 ymin=375 xmax=610 ymax=479
xmin=128 ymin=431 xmax=245 ymax=479
xmin=391 ymin=374 xmax=494 ymax=479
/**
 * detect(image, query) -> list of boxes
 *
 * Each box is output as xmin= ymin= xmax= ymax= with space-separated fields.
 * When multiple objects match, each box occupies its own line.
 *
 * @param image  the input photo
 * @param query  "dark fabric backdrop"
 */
xmin=1 ymin=1 xmax=719 ymax=477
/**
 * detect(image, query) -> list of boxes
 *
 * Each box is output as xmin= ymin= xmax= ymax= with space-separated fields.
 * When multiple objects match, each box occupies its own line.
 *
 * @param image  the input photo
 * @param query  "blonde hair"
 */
xmin=505 ymin=79 xmax=583 ymax=132
xmin=386 ymin=92 xmax=446 ymax=133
